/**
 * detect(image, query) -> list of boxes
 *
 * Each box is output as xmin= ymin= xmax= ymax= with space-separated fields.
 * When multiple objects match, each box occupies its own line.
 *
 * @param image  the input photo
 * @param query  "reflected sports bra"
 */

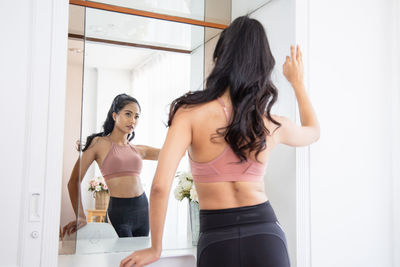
xmin=99 ymin=137 xmax=143 ymax=180
xmin=189 ymin=98 xmax=267 ymax=183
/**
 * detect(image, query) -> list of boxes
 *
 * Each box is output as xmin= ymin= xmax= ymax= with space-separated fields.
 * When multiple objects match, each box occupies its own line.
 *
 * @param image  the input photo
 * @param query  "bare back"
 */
xmin=187 ymin=98 xmax=280 ymax=210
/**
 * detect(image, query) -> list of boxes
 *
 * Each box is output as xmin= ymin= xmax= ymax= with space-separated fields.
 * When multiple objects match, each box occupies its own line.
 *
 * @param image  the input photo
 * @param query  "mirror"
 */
xmin=59 ymin=0 xmax=290 ymax=260
xmin=83 ymin=0 xmax=231 ymax=25
xmin=59 ymin=1 xmax=225 ymax=255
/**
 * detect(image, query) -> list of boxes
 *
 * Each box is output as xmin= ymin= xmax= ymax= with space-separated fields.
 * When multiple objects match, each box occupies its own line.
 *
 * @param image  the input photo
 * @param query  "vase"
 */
xmin=189 ymin=200 xmax=200 ymax=246
xmin=95 ymin=191 xmax=110 ymax=210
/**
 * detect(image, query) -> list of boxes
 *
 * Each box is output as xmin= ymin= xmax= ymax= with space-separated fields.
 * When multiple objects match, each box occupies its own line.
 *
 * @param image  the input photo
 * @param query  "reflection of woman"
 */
xmin=63 ymin=94 xmax=160 ymax=238
xmin=121 ymin=16 xmax=319 ymax=267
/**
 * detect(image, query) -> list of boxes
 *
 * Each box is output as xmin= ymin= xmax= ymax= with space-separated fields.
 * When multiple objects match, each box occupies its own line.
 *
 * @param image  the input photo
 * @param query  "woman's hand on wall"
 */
xmin=283 ymin=45 xmax=304 ymax=88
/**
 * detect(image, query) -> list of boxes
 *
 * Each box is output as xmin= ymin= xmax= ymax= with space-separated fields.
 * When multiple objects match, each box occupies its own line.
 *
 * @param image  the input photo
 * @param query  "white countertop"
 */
xmin=58 ymin=248 xmax=196 ymax=267
xmin=58 ymin=229 xmax=197 ymax=266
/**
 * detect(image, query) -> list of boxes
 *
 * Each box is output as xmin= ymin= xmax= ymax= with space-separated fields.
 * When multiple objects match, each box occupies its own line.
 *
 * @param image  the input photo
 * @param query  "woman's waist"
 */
xmin=106 ymin=176 xmax=143 ymax=197
xmin=103 ymin=171 xmax=141 ymax=180
xmin=108 ymin=192 xmax=148 ymax=208
xmin=199 ymin=200 xmax=277 ymax=232
xmin=196 ymin=182 xmax=267 ymax=210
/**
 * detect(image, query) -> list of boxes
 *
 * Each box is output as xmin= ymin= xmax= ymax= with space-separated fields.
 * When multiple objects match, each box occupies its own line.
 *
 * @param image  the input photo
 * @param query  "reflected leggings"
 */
xmin=107 ymin=193 xmax=149 ymax=237
xmin=197 ymin=201 xmax=290 ymax=267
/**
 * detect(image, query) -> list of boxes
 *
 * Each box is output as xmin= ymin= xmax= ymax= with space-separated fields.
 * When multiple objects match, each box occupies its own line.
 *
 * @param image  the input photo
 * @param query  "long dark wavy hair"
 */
xmin=168 ymin=16 xmax=281 ymax=162
xmin=80 ymin=93 xmax=141 ymax=152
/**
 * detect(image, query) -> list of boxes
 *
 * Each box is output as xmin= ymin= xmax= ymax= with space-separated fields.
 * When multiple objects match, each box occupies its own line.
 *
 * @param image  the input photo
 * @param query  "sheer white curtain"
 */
xmin=131 ymin=51 xmax=191 ymax=244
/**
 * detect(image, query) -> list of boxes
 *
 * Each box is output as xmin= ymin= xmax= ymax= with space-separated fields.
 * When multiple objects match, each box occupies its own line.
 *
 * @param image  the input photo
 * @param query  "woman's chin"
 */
xmin=123 ymin=127 xmax=134 ymax=134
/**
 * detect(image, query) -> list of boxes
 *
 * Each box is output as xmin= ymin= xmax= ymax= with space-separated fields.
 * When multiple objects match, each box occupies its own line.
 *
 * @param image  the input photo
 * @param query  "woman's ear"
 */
xmin=112 ymin=112 xmax=117 ymax=121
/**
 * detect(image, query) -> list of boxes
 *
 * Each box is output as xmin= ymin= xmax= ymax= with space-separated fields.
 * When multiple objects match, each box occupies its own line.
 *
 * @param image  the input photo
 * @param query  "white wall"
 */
xmin=60 ymin=58 xmax=84 ymax=229
xmin=80 ymin=67 xmax=99 ymax=213
xmin=0 ymin=0 xmax=69 ymax=266
xmin=232 ymin=0 xmax=298 ymax=265
xmin=0 ymin=1 xmax=32 ymax=265
xmin=308 ymin=0 xmax=397 ymax=266
xmin=393 ymin=2 xmax=400 ymax=266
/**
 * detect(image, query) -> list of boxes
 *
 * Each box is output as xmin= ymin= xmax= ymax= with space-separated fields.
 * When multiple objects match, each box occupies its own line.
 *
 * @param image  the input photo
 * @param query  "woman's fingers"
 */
xmin=61 ymin=218 xmax=87 ymax=237
xmin=67 ymin=224 xmax=74 ymax=236
xmin=63 ymin=222 xmax=76 ymax=237
xmin=290 ymin=45 xmax=295 ymax=61
xmin=296 ymin=45 xmax=300 ymax=61
xmin=63 ymin=223 xmax=71 ymax=236
xmin=125 ymin=258 xmax=135 ymax=267
xmin=62 ymin=225 xmax=67 ymax=236
xmin=120 ymin=255 xmax=134 ymax=267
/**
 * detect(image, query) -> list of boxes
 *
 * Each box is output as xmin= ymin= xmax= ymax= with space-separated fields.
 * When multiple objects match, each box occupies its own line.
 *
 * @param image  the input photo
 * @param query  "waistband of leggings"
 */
xmin=199 ymin=201 xmax=277 ymax=232
xmin=108 ymin=192 xmax=148 ymax=207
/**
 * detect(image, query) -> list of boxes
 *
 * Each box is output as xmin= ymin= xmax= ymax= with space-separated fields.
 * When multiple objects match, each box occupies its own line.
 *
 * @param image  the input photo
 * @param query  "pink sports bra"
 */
xmin=99 ymin=137 xmax=143 ymax=180
xmin=189 ymin=98 xmax=267 ymax=183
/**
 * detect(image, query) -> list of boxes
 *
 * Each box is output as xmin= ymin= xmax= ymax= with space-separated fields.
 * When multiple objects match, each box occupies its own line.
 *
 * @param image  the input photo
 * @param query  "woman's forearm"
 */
xmin=149 ymin=184 xmax=170 ymax=254
xmin=67 ymin=161 xmax=86 ymax=219
xmin=292 ymin=82 xmax=319 ymax=129
xmin=145 ymin=146 xmax=161 ymax=160
xmin=67 ymin=181 xmax=86 ymax=219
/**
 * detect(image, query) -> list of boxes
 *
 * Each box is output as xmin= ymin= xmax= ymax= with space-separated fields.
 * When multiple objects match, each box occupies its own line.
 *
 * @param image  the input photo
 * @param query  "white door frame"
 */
xmin=40 ymin=0 xmax=70 ymax=265
xmin=19 ymin=0 xmax=69 ymax=266
xmin=294 ymin=1 xmax=312 ymax=267
xmin=392 ymin=1 xmax=400 ymax=266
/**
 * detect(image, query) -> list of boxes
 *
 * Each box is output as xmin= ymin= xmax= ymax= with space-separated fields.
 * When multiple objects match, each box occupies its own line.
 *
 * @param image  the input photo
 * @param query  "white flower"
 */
xmin=174 ymin=171 xmax=195 ymax=202
xmin=180 ymin=179 xmax=192 ymax=191
xmin=186 ymin=172 xmax=193 ymax=181
xmin=95 ymin=185 xmax=102 ymax=192
xmin=178 ymin=172 xmax=193 ymax=182
xmin=178 ymin=174 xmax=187 ymax=183
xmin=174 ymin=186 xmax=184 ymax=201
xmin=190 ymin=185 xmax=198 ymax=202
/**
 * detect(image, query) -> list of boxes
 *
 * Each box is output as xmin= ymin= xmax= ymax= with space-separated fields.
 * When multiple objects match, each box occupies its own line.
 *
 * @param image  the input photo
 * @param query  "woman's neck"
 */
xmin=220 ymin=89 xmax=231 ymax=107
xmin=109 ymin=130 xmax=129 ymax=145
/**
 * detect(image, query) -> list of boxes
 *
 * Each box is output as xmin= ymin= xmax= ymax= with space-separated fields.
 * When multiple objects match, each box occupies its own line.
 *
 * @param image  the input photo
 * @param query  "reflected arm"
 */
xmin=67 ymin=142 xmax=97 ymax=220
xmin=67 ymin=158 xmax=86 ymax=220
xmin=135 ymin=145 xmax=161 ymax=160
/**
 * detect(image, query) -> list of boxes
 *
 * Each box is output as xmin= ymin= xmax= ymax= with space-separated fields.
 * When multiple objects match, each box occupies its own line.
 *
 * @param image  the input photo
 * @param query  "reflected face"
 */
xmin=113 ymin=102 xmax=141 ymax=134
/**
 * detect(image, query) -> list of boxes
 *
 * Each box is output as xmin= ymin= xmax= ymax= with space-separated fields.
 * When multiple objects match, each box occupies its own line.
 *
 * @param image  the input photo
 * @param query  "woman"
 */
xmin=62 ymin=93 xmax=160 ymax=238
xmin=120 ymin=16 xmax=319 ymax=266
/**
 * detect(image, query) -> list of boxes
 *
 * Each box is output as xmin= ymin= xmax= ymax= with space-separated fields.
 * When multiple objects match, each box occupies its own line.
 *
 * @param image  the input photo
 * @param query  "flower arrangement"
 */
xmin=174 ymin=171 xmax=198 ymax=203
xmin=88 ymin=176 xmax=108 ymax=197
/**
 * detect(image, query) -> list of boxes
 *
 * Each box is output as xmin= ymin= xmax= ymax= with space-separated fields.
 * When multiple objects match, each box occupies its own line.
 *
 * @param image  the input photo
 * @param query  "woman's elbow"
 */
xmin=67 ymin=177 xmax=79 ymax=191
xmin=150 ymin=183 xmax=168 ymax=196
xmin=312 ymin=126 xmax=320 ymax=143
xmin=153 ymin=149 xmax=161 ymax=160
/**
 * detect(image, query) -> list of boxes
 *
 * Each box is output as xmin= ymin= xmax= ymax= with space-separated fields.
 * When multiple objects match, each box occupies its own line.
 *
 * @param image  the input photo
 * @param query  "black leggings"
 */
xmin=107 ymin=193 xmax=149 ymax=237
xmin=197 ymin=201 xmax=290 ymax=267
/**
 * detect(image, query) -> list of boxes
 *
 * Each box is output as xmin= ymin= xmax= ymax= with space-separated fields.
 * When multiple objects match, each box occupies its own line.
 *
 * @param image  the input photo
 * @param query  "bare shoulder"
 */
xmin=84 ymin=136 xmax=110 ymax=153
xmin=171 ymin=104 xmax=199 ymax=125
